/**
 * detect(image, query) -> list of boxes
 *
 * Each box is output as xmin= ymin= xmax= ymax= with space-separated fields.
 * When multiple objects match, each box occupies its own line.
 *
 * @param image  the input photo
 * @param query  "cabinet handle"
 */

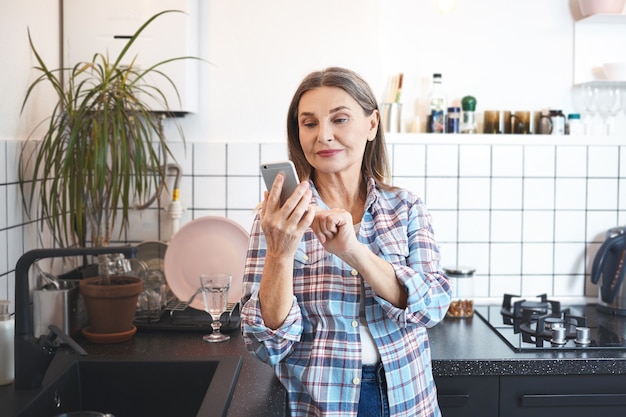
xmin=438 ymin=394 xmax=470 ymax=407
xmin=522 ymin=393 xmax=626 ymax=407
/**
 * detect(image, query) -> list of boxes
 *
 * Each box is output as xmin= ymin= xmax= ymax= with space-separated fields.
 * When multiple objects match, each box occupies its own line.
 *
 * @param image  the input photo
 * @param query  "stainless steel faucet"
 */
xmin=14 ymin=246 xmax=136 ymax=389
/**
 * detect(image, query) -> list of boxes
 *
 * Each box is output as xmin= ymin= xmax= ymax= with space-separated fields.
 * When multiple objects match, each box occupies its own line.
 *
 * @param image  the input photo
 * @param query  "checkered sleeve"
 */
xmin=240 ymin=215 xmax=304 ymax=365
xmin=370 ymin=189 xmax=452 ymax=328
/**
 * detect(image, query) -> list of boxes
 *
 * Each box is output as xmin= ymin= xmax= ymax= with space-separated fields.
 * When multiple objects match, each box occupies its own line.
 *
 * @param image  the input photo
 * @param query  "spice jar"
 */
xmin=460 ymin=96 xmax=477 ymax=134
xmin=444 ymin=266 xmax=476 ymax=318
xmin=567 ymin=113 xmax=583 ymax=135
xmin=446 ymin=107 xmax=460 ymax=133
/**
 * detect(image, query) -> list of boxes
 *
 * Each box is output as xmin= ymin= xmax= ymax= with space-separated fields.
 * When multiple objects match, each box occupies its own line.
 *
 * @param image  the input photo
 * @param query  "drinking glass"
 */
xmin=199 ymin=273 xmax=231 ymax=343
xmin=581 ymin=83 xmax=601 ymax=135
xmin=607 ymin=83 xmax=622 ymax=135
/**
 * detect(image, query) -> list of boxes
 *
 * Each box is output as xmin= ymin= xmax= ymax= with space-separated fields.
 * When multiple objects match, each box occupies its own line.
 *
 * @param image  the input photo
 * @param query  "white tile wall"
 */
xmin=1 ymin=137 xmax=625 ymax=312
xmin=556 ymin=146 xmax=587 ymax=177
xmin=524 ymin=146 xmax=555 ymax=177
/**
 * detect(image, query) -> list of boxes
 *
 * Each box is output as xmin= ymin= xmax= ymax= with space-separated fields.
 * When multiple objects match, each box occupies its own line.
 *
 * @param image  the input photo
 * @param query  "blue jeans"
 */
xmin=358 ymin=363 xmax=390 ymax=417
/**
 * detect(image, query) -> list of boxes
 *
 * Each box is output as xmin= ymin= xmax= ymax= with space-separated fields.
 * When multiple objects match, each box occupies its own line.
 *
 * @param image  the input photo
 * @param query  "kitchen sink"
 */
xmin=17 ymin=356 xmax=242 ymax=417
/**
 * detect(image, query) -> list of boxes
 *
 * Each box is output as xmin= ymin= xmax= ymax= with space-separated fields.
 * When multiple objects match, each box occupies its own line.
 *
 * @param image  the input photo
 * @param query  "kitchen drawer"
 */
xmin=500 ymin=374 xmax=626 ymax=417
xmin=435 ymin=375 xmax=498 ymax=417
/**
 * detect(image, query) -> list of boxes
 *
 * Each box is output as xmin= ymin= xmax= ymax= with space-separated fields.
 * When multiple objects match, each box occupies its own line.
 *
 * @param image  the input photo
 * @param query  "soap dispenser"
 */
xmin=0 ymin=300 xmax=15 ymax=385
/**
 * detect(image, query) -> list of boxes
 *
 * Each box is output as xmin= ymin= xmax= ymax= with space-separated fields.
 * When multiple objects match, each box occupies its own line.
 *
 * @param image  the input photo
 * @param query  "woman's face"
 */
xmin=297 ymin=86 xmax=378 ymax=178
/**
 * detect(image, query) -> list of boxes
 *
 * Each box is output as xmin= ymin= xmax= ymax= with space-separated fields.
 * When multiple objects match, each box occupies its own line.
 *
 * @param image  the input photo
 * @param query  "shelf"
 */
xmin=384 ymin=133 xmax=625 ymax=146
xmin=576 ymin=14 xmax=626 ymax=25
xmin=576 ymin=80 xmax=626 ymax=87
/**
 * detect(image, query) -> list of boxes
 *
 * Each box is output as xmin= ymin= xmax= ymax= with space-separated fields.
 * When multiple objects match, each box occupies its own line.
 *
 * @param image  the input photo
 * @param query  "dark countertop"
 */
xmin=3 ymin=305 xmax=626 ymax=416
xmin=82 ymin=330 xmax=288 ymax=416
xmin=429 ymin=305 xmax=626 ymax=377
xmin=0 ymin=329 xmax=287 ymax=417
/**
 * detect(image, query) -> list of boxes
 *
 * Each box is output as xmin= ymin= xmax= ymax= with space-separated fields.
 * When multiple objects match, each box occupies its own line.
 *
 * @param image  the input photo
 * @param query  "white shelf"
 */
xmin=385 ymin=133 xmax=625 ymax=146
xmin=576 ymin=80 xmax=626 ymax=87
xmin=576 ymin=14 xmax=626 ymax=25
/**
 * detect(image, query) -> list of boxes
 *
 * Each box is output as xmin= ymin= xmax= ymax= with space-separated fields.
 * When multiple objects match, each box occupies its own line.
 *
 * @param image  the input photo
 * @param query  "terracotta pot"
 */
xmin=79 ymin=275 xmax=143 ymax=334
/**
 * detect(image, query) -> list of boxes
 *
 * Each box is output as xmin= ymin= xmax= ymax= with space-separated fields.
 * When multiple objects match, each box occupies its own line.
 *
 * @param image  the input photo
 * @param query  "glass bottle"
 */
xmin=460 ymin=95 xmax=477 ymax=134
xmin=428 ymin=73 xmax=446 ymax=134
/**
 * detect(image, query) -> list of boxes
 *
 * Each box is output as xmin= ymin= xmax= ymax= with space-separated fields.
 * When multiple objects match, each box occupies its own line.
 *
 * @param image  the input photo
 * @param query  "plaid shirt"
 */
xmin=241 ymin=178 xmax=451 ymax=417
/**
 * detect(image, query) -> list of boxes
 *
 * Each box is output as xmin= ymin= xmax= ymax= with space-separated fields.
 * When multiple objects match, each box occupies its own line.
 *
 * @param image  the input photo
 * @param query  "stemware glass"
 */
xmin=607 ymin=83 xmax=622 ymax=135
xmin=597 ymin=84 xmax=614 ymax=135
xmin=581 ymin=83 xmax=601 ymax=135
xmin=199 ymin=273 xmax=232 ymax=343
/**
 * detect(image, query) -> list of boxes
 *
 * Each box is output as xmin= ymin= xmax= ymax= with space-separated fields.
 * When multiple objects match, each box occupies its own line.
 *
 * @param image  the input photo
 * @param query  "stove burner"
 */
xmin=519 ymin=300 xmax=548 ymax=309
xmin=499 ymin=294 xmax=595 ymax=347
xmin=501 ymin=293 xmax=562 ymax=332
xmin=478 ymin=300 xmax=626 ymax=351
xmin=517 ymin=309 xmax=587 ymax=347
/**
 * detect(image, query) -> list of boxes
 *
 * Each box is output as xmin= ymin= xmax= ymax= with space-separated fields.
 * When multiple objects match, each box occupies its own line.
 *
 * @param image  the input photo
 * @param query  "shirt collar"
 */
xmin=308 ymin=177 xmax=379 ymax=213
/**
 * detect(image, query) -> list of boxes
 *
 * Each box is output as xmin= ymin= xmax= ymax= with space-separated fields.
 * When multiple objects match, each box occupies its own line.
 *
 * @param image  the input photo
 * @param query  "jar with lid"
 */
xmin=443 ymin=266 xmax=476 ymax=318
xmin=460 ymin=96 xmax=477 ymax=134
xmin=446 ymin=107 xmax=460 ymax=133
xmin=567 ymin=113 xmax=583 ymax=135
xmin=549 ymin=110 xmax=566 ymax=135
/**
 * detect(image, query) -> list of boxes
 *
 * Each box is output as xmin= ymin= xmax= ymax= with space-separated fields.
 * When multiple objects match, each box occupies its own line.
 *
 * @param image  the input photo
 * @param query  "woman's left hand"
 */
xmin=311 ymin=208 xmax=359 ymax=258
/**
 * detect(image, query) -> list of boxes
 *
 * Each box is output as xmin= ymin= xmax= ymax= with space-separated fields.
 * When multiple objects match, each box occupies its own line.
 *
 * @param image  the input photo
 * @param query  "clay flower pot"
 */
xmin=79 ymin=276 xmax=143 ymax=342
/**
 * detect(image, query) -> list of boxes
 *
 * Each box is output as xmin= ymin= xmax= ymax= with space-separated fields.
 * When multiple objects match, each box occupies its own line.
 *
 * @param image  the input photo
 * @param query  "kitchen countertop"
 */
xmin=429 ymin=306 xmax=626 ymax=377
xmin=3 ymin=305 xmax=626 ymax=416
xmin=0 ymin=328 xmax=287 ymax=417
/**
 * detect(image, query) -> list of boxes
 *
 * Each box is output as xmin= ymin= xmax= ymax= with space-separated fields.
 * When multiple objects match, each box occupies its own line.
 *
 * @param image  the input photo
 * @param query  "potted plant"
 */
xmin=19 ymin=10 xmax=194 ymax=342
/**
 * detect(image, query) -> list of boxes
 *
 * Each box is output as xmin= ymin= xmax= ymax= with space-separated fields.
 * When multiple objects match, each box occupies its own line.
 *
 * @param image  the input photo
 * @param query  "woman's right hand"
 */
xmin=260 ymin=173 xmax=315 ymax=257
xmin=258 ymin=173 xmax=315 ymax=329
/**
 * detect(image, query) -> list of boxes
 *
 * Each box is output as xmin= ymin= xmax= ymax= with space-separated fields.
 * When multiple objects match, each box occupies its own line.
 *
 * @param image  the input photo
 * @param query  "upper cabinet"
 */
xmin=574 ymin=14 xmax=626 ymax=84
xmin=63 ymin=0 xmax=199 ymax=114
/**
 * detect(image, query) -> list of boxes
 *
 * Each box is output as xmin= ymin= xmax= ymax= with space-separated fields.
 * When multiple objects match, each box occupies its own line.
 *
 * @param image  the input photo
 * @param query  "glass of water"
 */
xmin=199 ymin=273 xmax=231 ymax=343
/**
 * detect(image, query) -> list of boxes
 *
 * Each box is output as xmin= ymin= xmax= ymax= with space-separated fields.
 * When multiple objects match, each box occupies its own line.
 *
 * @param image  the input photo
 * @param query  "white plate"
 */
xmin=164 ymin=216 xmax=250 ymax=310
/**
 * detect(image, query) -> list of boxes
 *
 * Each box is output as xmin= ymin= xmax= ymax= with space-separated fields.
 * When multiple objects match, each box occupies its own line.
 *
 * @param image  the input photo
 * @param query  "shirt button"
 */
xmin=351 ymin=269 xmax=358 ymax=276
xmin=353 ymin=377 xmax=361 ymax=385
xmin=351 ymin=320 xmax=359 ymax=328
xmin=302 ymin=255 xmax=309 ymax=261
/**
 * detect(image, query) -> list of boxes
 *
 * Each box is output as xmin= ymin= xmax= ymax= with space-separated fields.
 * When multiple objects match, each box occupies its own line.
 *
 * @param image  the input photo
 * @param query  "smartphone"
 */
xmin=260 ymin=161 xmax=300 ymax=206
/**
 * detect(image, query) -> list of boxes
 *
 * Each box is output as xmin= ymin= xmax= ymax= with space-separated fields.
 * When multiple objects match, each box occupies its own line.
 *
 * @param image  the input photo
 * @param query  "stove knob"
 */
xmin=575 ymin=326 xmax=591 ymax=346
xmin=551 ymin=327 xmax=567 ymax=345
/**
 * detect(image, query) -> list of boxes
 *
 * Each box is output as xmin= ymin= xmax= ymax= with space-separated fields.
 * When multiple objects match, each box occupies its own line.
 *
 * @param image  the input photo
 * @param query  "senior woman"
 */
xmin=241 ymin=67 xmax=451 ymax=417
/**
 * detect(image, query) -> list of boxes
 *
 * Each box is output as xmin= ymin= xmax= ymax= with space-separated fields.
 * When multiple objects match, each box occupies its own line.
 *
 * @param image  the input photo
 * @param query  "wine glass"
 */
xmin=581 ymin=83 xmax=601 ymax=135
xmin=199 ymin=273 xmax=232 ymax=343
xmin=607 ymin=83 xmax=622 ymax=135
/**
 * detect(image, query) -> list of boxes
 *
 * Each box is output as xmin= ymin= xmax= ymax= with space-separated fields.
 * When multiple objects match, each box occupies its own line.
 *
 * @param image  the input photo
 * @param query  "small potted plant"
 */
xmin=20 ymin=10 xmax=195 ymax=342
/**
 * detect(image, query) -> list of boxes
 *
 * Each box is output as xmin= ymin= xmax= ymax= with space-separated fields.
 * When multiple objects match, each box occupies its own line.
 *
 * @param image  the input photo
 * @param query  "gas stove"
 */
xmin=475 ymin=294 xmax=626 ymax=352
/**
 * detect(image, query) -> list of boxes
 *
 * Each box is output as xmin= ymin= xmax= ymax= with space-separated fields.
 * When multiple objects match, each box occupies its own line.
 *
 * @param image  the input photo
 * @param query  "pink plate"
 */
xmin=164 ymin=216 xmax=250 ymax=310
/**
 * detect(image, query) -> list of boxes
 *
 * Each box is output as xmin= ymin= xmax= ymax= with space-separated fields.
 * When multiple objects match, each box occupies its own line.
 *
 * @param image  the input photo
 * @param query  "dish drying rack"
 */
xmin=135 ymin=288 xmax=241 ymax=332
xmin=167 ymin=288 xmax=239 ymax=320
